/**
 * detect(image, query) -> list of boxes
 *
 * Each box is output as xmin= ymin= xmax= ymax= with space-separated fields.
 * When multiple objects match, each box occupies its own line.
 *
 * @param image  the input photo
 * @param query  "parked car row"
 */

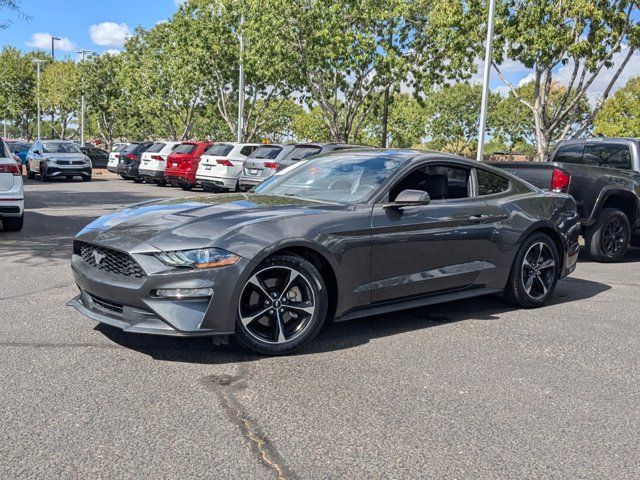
xmin=107 ymin=139 xmax=368 ymax=192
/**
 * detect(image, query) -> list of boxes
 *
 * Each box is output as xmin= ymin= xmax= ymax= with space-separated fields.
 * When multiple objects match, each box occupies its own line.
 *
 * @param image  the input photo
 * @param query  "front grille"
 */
xmin=57 ymin=160 xmax=85 ymax=165
xmin=88 ymin=293 xmax=124 ymax=315
xmin=77 ymin=241 xmax=146 ymax=278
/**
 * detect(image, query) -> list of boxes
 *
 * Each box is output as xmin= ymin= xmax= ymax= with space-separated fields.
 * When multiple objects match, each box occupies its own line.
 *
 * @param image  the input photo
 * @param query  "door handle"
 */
xmin=468 ymin=214 xmax=492 ymax=223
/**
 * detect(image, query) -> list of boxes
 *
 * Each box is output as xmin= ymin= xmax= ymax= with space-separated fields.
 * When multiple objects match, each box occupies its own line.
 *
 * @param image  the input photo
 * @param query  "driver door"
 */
xmin=370 ymin=162 xmax=497 ymax=303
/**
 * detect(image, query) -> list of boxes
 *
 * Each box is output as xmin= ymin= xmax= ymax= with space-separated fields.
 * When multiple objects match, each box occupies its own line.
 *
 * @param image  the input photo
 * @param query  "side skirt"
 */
xmin=335 ymin=287 xmax=504 ymax=323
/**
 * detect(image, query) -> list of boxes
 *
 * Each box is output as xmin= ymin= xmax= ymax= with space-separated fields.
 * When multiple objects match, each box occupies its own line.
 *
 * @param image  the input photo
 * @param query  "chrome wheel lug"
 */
xmin=279 ymin=308 xmax=285 ymax=313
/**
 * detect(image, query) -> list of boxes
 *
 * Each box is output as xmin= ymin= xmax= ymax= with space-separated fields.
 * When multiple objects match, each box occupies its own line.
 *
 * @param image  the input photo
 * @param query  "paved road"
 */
xmin=1 ymin=176 xmax=639 ymax=479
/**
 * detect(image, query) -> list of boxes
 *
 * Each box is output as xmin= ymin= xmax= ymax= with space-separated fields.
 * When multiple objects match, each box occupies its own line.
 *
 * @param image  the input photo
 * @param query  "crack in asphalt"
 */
xmin=199 ymin=365 xmax=297 ymax=480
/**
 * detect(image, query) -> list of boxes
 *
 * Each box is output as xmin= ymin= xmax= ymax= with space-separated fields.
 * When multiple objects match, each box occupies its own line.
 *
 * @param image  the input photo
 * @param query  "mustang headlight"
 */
xmin=156 ymin=248 xmax=240 ymax=269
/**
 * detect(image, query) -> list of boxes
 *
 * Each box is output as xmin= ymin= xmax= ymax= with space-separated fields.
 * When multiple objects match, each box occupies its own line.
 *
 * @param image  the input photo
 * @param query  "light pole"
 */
xmin=476 ymin=0 xmax=496 ymax=161
xmin=50 ymin=36 xmax=61 ymax=139
xmin=77 ymin=49 xmax=92 ymax=146
xmin=236 ymin=14 xmax=245 ymax=143
xmin=33 ymin=58 xmax=44 ymax=140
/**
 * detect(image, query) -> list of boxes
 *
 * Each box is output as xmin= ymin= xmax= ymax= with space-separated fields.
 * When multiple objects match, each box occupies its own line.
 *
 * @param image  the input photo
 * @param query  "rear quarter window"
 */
xmin=249 ymin=146 xmax=282 ymax=159
xmin=477 ymin=169 xmax=510 ymax=196
xmin=146 ymin=142 xmax=166 ymax=153
xmin=204 ymin=144 xmax=234 ymax=156
xmin=174 ymin=143 xmax=197 ymax=154
xmin=553 ymin=144 xmax=584 ymax=164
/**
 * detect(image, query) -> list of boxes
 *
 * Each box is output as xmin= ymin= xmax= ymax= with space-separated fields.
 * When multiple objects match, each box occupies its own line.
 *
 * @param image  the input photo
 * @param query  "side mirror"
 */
xmin=34 ymin=150 xmax=41 ymax=155
xmin=384 ymin=189 xmax=431 ymax=209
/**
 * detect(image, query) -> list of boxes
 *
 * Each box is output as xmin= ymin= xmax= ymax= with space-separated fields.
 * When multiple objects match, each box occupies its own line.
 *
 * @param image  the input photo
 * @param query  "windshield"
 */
xmin=248 ymin=145 xmax=282 ymax=160
xmin=255 ymin=154 xmax=407 ymax=203
xmin=205 ymin=144 xmax=234 ymax=156
xmin=42 ymin=142 xmax=81 ymax=154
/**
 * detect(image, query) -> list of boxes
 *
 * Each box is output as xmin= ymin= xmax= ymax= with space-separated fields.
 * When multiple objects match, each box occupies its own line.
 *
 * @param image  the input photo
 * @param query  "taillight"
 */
xmin=114 ymin=153 xmax=120 ymax=158
xmin=217 ymin=159 xmax=233 ymax=166
xmin=0 ymin=163 xmax=21 ymax=176
xmin=263 ymin=162 xmax=279 ymax=169
xmin=151 ymin=155 xmax=163 ymax=161
xmin=551 ymin=168 xmax=571 ymax=193
xmin=125 ymin=153 xmax=137 ymax=161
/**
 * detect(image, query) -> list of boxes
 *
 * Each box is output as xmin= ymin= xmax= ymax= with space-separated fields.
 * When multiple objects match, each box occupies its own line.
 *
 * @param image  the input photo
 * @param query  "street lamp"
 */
xmin=476 ymin=0 xmax=496 ymax=161
xmin=236 ymin=14 xmax=245 ymax=143
xmin=32 ymin=58 xmax=44 ymax=140
xmin=50 ymin=36 xmax=61 ymax=138
xmin=77 ymin=49 xmax=93 ymax=146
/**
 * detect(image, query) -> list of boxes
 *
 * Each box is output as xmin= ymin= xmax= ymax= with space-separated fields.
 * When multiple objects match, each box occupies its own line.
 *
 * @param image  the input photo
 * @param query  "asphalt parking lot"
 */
xmin=1 ymin=175 xmax=639 ymax=479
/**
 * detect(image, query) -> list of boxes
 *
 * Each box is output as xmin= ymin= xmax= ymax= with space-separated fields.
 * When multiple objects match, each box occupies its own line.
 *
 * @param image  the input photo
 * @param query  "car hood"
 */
xmin=76 ymin=193 xmax=345 ymax=253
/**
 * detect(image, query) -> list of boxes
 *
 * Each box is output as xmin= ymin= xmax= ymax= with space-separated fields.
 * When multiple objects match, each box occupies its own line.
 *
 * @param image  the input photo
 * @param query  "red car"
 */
xmin=164 ymin=141 xmax=214 ymax=190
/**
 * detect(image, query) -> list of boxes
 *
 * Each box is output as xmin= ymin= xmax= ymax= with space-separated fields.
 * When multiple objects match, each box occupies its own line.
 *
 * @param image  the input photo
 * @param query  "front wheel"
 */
xmin=26 ymin=163 xmax=35 ymax=179
xmin=40 ymin=164 xmax=48 ymax=182
xmin=504 ymin=232 xmax=559 ymax=308
xmin=584 ymin=208 xmax=630 ymax=262
xmin=234 ymin=254 xmax=329 ymax=355
xmin=82 ymin=175 xmax=92 ymax=182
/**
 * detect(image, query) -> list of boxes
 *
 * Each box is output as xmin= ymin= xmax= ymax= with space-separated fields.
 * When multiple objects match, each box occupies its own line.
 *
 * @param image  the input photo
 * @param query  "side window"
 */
xmin=477 ymin=169 xmax=510 ymax=196
xmin=583 ymin=144 xmax=632 ymax=170
xmin=553 ymin=144 xmax=583 ymax=163
xmin=389 ymin=164 xmax=470 ymax=201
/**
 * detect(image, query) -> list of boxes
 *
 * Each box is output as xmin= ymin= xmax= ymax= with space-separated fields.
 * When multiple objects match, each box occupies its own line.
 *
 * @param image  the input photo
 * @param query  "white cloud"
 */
xmin=89 ymin=22 xmax=130 ymax=48
xmin=555 ymin=46 xmax=640 ymax=102
xmin=27 ymin=33 xmax=76 ymax=52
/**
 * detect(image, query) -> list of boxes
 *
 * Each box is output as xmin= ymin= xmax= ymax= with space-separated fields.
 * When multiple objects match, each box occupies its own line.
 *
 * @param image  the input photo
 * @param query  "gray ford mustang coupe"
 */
xmin=69 ymin=150 xmax=580 ymax=354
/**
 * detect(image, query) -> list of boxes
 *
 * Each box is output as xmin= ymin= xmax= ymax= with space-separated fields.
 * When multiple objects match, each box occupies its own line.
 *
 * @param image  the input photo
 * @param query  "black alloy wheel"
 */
xmin=235 ymin=255 xmax=328 ymax=355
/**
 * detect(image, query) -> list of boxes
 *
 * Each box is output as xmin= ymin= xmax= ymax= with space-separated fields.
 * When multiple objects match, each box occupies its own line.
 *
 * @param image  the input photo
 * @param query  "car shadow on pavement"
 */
xmin=95 ymin=275 xmax=611 ymax=365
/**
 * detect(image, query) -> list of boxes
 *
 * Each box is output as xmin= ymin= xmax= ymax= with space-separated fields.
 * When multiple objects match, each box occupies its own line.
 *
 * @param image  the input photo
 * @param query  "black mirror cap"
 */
xmin=384 ymin=189 xmax=431 ymax=209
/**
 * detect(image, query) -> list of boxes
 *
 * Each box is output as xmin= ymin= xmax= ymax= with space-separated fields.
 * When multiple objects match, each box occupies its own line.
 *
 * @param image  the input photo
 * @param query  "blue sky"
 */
xmin=0 ymin=0 xmax=180 ymax=58
xmin=1 ymin=0 xmax=638 ymax=99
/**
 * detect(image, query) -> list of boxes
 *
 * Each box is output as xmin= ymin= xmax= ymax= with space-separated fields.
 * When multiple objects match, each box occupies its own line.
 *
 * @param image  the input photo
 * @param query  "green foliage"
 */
xmin=594 ymin=77 xmax=640 ymax=137
xmin=424 ymin=83 xmax=499 ymax=155
xmin=40 ymin=60 xmax=79 ymax=139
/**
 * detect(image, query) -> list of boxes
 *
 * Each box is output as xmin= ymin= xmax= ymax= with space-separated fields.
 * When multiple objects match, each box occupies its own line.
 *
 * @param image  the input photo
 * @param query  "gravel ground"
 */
xmin=1 ymin=176 xmax=638 ymax=479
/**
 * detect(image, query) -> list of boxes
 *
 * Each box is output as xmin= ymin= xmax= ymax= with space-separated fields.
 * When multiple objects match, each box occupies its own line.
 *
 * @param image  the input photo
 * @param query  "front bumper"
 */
xmin=69 ymin=250 xmax=253 ymax=336
xmin=46 ymin=166 xmax=91 ymax=177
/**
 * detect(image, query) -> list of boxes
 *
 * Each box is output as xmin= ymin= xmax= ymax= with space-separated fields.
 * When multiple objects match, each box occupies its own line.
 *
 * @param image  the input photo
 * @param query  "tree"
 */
xmin=40 ymin=60 xmax=79 ymax=139
xmin=491 ymin=80 xmax=591 ymax=154
xmin=485 ymin=0 xmax=640 ymax=160
xmin=0 ymin=0 xmax=26 ymax=29
xmin=0 ymin=47 xmax=46 ymax=139
xmin=78 ymin=53 xmax=128 ymax=148
xmin=423 ymin=83 xmax=499 ymax=155
xmin=259 ymin=0 xmax=415 ymax=143
xmin=594 ymin=76 xmax=640 ymax=137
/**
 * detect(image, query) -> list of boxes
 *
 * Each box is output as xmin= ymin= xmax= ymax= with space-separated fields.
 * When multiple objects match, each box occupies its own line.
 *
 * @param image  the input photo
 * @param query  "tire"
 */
xmin=234 ymin=254 xmax=329 ymax=355
xmin=202 ymin=184 xmax=220 ymax=193
xmin=40 ymin=164 xmax=48 ymax=182
xmin=26 ymin=163 xmax=35 ymax=179
xmin=584 ymin=208 xmax=630 ymax=262
xmin=181 ymin=184 xmax=194 ymax=191
xmin=82 ymin=175 xmax=92 ymax=182
xmin=157 ymin=179 xmax=167 ymax=187
xmin=504 ymin=232 xmax=560 ymax=308
xmin=133 ymin=177 xmax=143 ymax=184
xmin=2 ymin=215 xmax=24 ymax=232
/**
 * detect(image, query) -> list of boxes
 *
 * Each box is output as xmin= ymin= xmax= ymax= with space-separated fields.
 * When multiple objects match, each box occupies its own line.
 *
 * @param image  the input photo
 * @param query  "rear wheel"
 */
xmin=584 ymin=208 xmax=630 ymax=262
xmin=2 ymin=215 xmax=24 ymax=232
xmin=234 ymin=254 xmax=328 ymax=355
xmin=157 ymin=179 xmax=167 ymax=187
xmin=202 ymin=184 xmax=220 ymax=193
xmin=133 ymin=177 xmax=143 ymax=184
xmin=181 ymin=184 xmax=194 ymax=191
xmin=504 ymin=232 xmax=559 ymax=308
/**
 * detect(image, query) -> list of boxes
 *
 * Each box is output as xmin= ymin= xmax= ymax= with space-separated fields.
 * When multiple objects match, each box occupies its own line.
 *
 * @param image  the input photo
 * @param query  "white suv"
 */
xmin=0 ymin=139 xmax=24 ymax=231
xmin=138 ymin=141 xmax=182 ymax=185
xmin=196 ymin=143 xmax=261 ymax=192
xmin=107 ymin=143 xmax=129 ymax=173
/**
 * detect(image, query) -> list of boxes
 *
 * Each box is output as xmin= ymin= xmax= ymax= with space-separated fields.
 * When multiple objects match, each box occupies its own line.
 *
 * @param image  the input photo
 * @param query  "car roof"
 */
xmin=557 ymin=137 xmax=640 ymax=146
